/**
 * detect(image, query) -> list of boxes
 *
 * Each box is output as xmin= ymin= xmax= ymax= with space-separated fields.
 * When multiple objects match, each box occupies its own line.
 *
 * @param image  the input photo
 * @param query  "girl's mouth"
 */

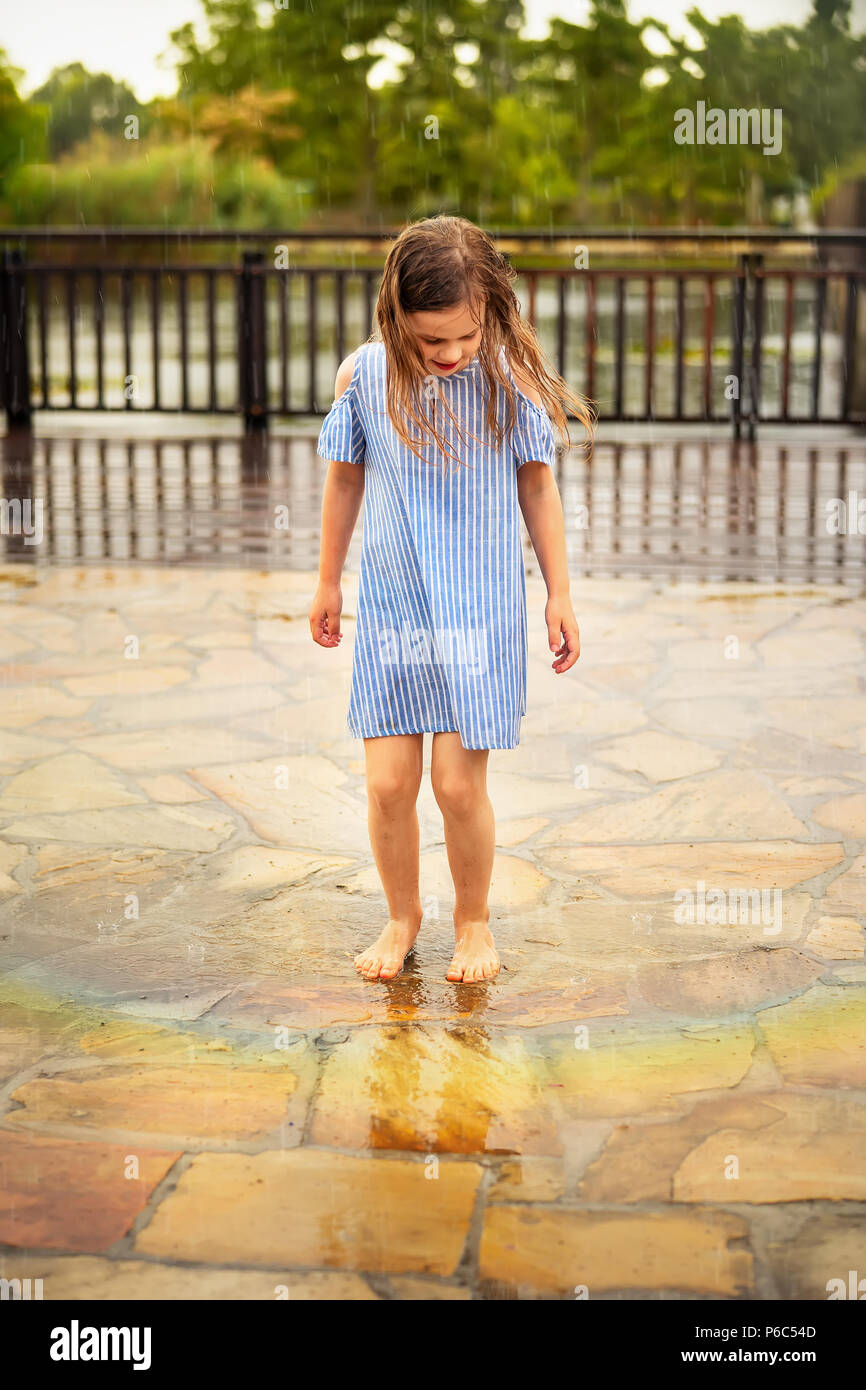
xmin=432 ymin=359 xmax=460 ymax=372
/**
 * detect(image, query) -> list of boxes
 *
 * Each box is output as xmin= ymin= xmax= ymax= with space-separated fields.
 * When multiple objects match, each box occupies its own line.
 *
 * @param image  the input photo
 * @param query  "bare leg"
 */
xmin=354 ymin=733 xmax=424 ymax=980
xmin=431 ymin=732 xmax=499 ymax=983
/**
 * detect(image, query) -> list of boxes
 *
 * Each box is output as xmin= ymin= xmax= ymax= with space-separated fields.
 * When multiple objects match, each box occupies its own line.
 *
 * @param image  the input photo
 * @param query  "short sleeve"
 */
xmin=512 ymin=389 xmax=556 ymax=469
xmin=316 ymin=381 xmax=367 ymax=465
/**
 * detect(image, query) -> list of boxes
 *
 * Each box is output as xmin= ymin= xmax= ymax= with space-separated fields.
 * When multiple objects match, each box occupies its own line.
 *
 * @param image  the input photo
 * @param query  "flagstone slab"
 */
xmin=0 ymin=686 xmax=91 ymax=727
xmin=759 ymin=628 xmax=865 ymax=668
xmin=6 ymin=1058 xmax=306 ymax=1142
xmin=586 ymin=663 xmax=657 ymax=693
xmin=804 ymin=916 xmax=865 ymax=960
xmin=0 ymin=753 xmax=146 ymax=816
xmin=756 ymin=984 xmax=866 ymax=1087
xmin=212 ymin=969 xmax=625 ymax=1031
xmin=496 ymin=817 xmax=549 ymax=847
xmin=489 ymin=1158 xmax=567 ymax=1203
xmin=188 ymin=628 xmax=254 ymax=650
xmin=487 ymin=770 xmax=602 ymax=818
xmin=595 ymin=731 xmax=724 ymax=782
xmin=207 ymin=846 xmax=356 ymax=894
xmin=97 ymin=684 xmax=285 ymax=729
xmin=673 ymin=1093 xmax=866 ymax=1203
xmin=0 ymin=728 xmax=67 ymax=771
xmin=635 ymin=948 xmax=823 ymax=1018
xmin=766 ymin=1213 xmax=866 ymax=1300
xmin=822 ymin=853 xmax=866 ymax=915
xmin=666 ymin=639 xmax=760 ymax=670
xmin=1 ymin=803 xmax=237 ymax=851
xmin=31 ymin=844 xmax=192 ymax=895
xmin=0 ymin=627 xmax=37 ymax=656
xmin=390 ymin=1277 xmax=472 ymax=1299
xmin=61 ymin=666 xmax=192 ymax=697
xmin=0 ymin=1253 xmax=378 ymax=1300
xmin=478 ymin=1206 xmax=752 ymax=1297
xmin=539 ymin=772 xmax=809 ymax=845
xmin=0 ymin=840 xmax=26 ymax=896
xmin=0 ymin=1018 xmax=60 ymax=1085
xmin=136 ymin=774 xmax=208 ymax=804
xmin=780 ymin=777 xmax=857 ymax=796
xmin=76 ymin=1019 xmax=243 ymax=1060
xmin=538 ymin=1022 xmax=755 ymax=1118
xmin=135 ymin=1150 xmax=482 ymax=1275
xmin=812 ymin=794 xmax=866 ymax=838
xmin=536 ymin=841 xmax=841 ymax=898
xmin=189 ymin=755 xmax=370 ymax=853
xmin=5 ymin=928 xmax=261 ymax=1001
xmin=187 ymin=649 xmax=288 ymax=689
xmin=310 ymin=1025 xmax=559 ymax=1155
xmin=0 ymin=1130 xmax=180 ymax=1252
xmin=653 ymin=697 xmax=768 ymax=741
xmin=579 ymin=1094 xmax=780 ymax=1203
xmin=768 ymin=699 xmax=866 ymax=751
xmin=528 ymin=697 xmax=648 ymax=739
xmin=341 ymin=849 xmax=549 ymax=910
xmin=75 ymin=724 xmax=276 ymax=771
xmin=653 ymin=670 xmax=858 ymax=701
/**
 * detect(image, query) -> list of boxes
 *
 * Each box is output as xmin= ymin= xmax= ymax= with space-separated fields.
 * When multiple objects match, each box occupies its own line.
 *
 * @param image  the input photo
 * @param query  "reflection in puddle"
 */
xmin=3 ymin=429 xmax=865 ymax=582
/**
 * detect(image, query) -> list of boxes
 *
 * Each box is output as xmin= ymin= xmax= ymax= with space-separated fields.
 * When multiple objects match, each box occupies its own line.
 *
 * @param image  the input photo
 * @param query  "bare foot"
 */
xmin=446 ymin=915 xmax=500 ymax=983
xmin=354 ymin=916 xmax=421 ymax=981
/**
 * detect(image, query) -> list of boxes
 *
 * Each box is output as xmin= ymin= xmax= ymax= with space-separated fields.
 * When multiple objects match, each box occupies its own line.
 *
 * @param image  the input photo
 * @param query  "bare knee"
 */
xmin=431 ymin=770 xmax=484 ymax=821
xmin=367 ymin=769 xmax=419 ymax=816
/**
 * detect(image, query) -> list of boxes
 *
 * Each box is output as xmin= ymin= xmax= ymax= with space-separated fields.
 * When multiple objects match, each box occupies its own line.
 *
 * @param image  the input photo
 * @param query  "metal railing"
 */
xmin=2 ymin=229 xmax=865 ymax=437
xmin=3 ymin=428 xmax=864 ymax=585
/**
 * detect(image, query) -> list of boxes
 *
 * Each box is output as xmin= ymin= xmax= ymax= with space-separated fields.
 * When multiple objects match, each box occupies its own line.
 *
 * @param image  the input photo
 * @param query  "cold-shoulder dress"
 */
xmin=316 ymin=340 xmax=556 ymax=750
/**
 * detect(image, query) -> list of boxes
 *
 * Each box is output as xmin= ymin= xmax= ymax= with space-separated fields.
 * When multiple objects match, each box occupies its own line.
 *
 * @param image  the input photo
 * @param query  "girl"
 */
xmin=309 ymin=216 xmax=595 ymax=985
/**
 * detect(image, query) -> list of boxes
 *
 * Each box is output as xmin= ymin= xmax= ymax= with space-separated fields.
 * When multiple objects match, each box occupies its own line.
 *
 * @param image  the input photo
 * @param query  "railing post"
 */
xmin=743 ymin=252 xmax=763 ymax=444
xmin=238 ymin=250 xmax=268 ymax=430
xmin=1 ymin=249 xmax=33 ymax=430
xmin=731 ymin=256 xmax=747 ymax=441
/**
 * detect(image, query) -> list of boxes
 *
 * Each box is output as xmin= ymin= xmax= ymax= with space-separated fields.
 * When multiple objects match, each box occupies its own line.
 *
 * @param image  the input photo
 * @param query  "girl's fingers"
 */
xmin=552 ymin=626 xmax=580 ymax=671
xmin=310 ymin=611 xmax=342 ymax=647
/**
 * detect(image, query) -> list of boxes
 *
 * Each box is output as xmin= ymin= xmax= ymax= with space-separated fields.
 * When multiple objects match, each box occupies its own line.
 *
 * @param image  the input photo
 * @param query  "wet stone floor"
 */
xmin=0 ymin=562 xmax=865 ymax=1300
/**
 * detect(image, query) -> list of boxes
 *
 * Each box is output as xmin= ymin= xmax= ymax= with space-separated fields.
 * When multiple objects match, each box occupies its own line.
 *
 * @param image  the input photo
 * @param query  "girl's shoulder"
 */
xmin=333 ymin=341 xmax=380 ymax=399
xmin=500 ymin=348 xmax=545 ymax=409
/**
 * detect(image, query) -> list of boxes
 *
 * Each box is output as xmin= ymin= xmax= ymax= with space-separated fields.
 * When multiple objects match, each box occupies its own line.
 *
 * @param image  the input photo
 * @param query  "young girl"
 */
xmin=309 ymin=216 xmax=595 ymax=985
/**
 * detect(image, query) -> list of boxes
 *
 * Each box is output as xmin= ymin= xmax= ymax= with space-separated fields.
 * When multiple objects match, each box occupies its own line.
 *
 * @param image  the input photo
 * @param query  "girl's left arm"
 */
xmin=517 ymin=461 xmax=580 ymax=673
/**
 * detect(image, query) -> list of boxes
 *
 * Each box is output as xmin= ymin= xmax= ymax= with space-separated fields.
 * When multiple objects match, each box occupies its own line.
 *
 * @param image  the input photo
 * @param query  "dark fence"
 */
xmin=2 ymin=428 xmax=864 ymax=584
xmin=2 ymin=229 xmax=865 ymax=438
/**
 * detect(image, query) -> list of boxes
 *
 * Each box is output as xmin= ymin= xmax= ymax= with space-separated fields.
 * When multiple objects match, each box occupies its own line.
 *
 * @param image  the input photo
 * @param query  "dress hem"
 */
xmin=347 ymin=718 xmax=521 ymax=751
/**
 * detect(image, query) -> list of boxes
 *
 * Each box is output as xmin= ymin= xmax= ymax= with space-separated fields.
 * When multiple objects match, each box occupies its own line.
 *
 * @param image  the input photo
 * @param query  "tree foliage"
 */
xmin=2 ymin=0 xmax=864 ymax=227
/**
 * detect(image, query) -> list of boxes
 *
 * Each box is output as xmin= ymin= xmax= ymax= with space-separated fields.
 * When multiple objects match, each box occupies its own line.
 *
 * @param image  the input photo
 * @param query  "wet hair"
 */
xmin=370 ymin=214 xmax=596 ymax=467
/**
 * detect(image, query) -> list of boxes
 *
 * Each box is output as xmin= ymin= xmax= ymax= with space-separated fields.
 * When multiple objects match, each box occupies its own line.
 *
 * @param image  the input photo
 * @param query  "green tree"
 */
xmin=0 ymin=48 xmax=46 ymax=181
xmin=28 ymin=62 xmax=143 ymax=157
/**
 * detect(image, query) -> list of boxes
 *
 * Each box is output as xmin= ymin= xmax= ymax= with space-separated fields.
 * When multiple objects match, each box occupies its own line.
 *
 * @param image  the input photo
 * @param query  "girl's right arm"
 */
xmin=309 ymin=356 xmax=366 ymax=649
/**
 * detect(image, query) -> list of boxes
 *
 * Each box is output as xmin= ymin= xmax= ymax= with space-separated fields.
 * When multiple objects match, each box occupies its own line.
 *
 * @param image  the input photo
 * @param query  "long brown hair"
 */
xmin=370 ymin=215 xmax=596 ymax=467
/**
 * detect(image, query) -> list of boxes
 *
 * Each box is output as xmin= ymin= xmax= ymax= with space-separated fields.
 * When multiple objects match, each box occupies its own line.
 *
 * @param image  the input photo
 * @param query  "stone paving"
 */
xmin=0 ymin=561 xmax=865 ymax=1299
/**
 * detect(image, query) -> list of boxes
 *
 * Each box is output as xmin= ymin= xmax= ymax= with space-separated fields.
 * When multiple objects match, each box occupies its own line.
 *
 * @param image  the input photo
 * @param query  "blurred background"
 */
xmin=1 ymin=0 xmax=866 ymax=578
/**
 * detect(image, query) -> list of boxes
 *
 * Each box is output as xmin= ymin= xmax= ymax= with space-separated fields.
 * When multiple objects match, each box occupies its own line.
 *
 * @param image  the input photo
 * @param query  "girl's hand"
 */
xmin=545 ymin=595 xmax=580 ymax=673
xmin=309 ymin=584 xmax=343 ymax=648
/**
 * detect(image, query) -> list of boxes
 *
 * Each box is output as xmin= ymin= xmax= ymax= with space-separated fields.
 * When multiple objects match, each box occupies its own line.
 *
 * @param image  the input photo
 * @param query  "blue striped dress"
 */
xmin=316 ymin=339 xmax=556 ymax=750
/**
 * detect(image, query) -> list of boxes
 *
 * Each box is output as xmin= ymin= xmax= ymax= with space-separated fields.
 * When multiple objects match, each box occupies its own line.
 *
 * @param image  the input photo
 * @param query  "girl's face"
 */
xmin=406 ymin=301 xmax=484 ymax=377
